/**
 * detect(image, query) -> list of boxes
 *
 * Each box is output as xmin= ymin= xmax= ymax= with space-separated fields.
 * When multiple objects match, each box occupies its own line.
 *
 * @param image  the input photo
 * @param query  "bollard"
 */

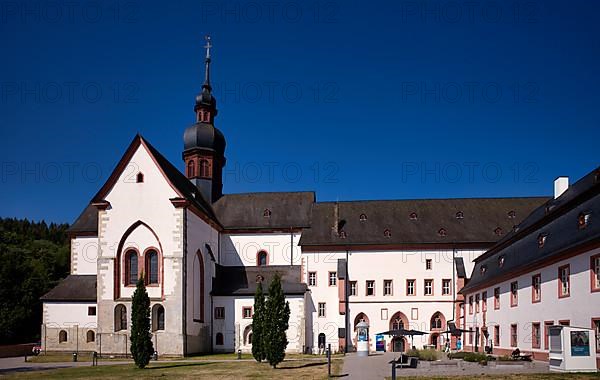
xmin=24 ymin=354 xmax=27 ymax=363
xmin=92 ymin=351 xmax=97 ymax=366
xmin=237 ymin=349 xmax=242 ymax=360
xmin=389 ymin=358 xmax=397 ymax=380
xmin=153 ymin=351 xmax=158 ymax=361
xmin=72 ymin=352 xmax=77 ymax=362
xmin=327 ymin=344 xmax=331 ymax=377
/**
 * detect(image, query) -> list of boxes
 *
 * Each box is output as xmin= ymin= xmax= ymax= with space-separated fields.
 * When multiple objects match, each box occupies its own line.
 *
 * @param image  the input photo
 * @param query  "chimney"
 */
xmin=554 ymin=176 xmax=569 ymax=199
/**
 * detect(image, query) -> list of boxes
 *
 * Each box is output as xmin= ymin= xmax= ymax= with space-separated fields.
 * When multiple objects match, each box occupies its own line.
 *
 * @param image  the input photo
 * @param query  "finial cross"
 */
xmin=204 ymin=35 xmax=212 ymax=59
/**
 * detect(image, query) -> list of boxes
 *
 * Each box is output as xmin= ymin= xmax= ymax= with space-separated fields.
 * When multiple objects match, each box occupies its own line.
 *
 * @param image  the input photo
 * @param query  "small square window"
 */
xmin=214 ymin=307 xmax=225 ymax=319
xmin=88 ymin=306 xmax=96 ymax=316
xmin=318 ymin=302 xmax=326 ymax=317
xmin=329 ymin=272 xmax=337 ymax=286
xmin=424 ymin=279 xmax=433 ymax=296
xmin=366 ymin=280 xmax=375 ymax=296
xmin=308 ymin=272 xmax=317 ymax=287
xmin=384 ymin=280 xmax=393 ymax=296
xmin=242 ymin=307 xmax=252 ymax=319
xmin=425 ymin=259 xmax=432 ymax=270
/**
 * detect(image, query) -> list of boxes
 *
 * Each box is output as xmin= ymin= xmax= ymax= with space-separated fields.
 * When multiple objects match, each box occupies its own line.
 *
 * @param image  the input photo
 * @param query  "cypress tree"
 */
xmin=130 ymin=276 xmax=154 ymax=368
xmin=264 ymin=274 xmax=290 ymax=368
xmin=251 ymin=280 xmax=266 ymax=362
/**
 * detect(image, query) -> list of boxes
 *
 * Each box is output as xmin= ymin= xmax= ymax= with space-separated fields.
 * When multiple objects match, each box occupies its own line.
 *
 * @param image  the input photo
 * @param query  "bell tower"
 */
xmin=182 ymin=35 xmax=226 ymax=203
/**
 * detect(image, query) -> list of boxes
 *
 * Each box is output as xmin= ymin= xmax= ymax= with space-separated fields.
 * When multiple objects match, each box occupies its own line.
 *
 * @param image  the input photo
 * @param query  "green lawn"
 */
xmin=8 ymin=359 xmax=343 ymax=379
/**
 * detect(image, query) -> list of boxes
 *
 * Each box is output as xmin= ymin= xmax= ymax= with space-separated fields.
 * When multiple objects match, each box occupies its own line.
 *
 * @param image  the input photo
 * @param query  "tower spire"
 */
xmin=203 ymin=35 xmax=212 ymax=89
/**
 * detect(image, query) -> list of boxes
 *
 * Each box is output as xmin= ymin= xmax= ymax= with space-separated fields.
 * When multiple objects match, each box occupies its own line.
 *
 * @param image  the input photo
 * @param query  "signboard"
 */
xmin=570 ymin=331 xmax=590 ymax=356
xmin=375 ymin=334 xmax=385 ymax=352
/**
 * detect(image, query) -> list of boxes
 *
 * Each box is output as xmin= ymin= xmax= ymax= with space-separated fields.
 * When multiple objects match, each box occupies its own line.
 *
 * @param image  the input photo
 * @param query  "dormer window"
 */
xmin=339 ymin=230 xmax=347 ymax=239
xmin=481 ymin=265 xmax=487 ymax=275
xmin=537 ymin=233 xmax=547 ymax=248
xmin=494 ymin=227 xmax=503 ymax=236
xmin=498 ymin=255 xmax=505 ymax=268
xmin=384 ymin=229 xmax=391 ymax=238
xmin=359 ymin=213 xmax=367 ymax=222
xmin=508 ymin=210 xmax=516 ymax=219
xmin=409 ymin=212 xmax=418 ymax=221
xmin=438 ymin=228 xmax=447 ymax=237
xmin=136 ymin=172 xmax=144 ymax=183
xmin=578 ymin=212 xmax=591 ymax=229
xmin=456 ymin=211 xmax=464 ymax=219
xmin=513 ymin=225 xmax=520 ymax=232
xmin=263 ymin=209 xmax=272 ymax=218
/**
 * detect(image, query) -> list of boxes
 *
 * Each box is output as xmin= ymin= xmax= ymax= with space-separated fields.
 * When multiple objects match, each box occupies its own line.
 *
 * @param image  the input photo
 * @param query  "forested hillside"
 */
xmin=0 ymin=218 xmax=70 ymax=344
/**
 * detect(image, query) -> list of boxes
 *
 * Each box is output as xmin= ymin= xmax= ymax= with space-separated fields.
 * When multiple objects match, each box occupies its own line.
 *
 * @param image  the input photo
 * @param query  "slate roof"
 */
xmin=213 ymin=192 xmax=315 ymax=230
xmin=67 ymin=204 xmax=98 ymax=234
xmin=454 ymin=257 xmax=467 ymax=278
xmin=40 ymin=275 xmax=97 ymax=302
xmin=211 ymin=265 xmax=307 ymax=296
xmin=461 ymin=167 xmax=600 ymax=294
xmin=299 ymin=197 xmax=549 ymax=247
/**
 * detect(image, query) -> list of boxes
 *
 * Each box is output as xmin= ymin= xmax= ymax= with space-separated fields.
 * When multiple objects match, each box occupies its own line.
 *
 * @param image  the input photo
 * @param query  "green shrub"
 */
xmin=448 ymin=352 xmax=467 ymax=360
xmin=405 ymin=348 xmax=439 ymax=361
xmin=463 ymin=352 xmax=488 ymax=363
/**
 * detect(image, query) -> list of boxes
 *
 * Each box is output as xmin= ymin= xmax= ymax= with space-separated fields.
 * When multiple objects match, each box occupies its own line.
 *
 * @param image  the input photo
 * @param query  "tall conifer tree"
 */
xmin=264 ymin=274 xmax=290 ymax=368
xmin=252 ymin=280 xmax=266 ymax=362
xmin=130 ymin=276 xmax=154 ymax=368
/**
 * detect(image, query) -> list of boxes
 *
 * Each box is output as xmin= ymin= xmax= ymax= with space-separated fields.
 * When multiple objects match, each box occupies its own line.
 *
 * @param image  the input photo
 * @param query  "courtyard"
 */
xmin=1 ymin=351 xmax=598 ymax=379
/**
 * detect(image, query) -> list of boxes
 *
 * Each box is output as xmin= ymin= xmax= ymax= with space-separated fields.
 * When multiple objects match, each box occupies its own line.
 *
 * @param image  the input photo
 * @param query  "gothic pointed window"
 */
xmin=145 ymin=249 xmax=159 ymax=285
xmin=199 ymin=159 xmax=211 ymax=178
xmin=125 ymin=249 xmax=138 ymax=285
xmin=187 ymin=160 xmax=196 ymax=178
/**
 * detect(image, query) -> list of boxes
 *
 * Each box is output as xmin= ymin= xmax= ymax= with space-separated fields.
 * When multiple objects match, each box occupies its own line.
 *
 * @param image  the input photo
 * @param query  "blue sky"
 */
xmin=1 ymin=0 xmax=599 ymax=223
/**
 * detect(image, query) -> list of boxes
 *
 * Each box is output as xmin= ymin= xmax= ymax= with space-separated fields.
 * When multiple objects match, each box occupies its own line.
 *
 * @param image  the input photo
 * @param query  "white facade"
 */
xmin=463 ymin=246 xmax=600 ymax=366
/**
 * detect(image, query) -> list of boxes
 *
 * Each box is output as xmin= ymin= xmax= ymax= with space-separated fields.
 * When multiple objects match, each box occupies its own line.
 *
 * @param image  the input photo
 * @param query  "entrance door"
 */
xmin=392 ymin=337 xmax=405 ymax=352
xmin=431 ymin=333 xmax=439 ymax=349
xmin=318 ymin=333 xmax=326 ymax=348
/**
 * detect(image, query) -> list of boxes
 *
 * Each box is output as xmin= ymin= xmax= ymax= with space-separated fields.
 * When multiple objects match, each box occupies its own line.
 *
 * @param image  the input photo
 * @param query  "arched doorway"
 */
xmin=430 ymin=333 xmax=440 ymax=349
xmin=391 ymin=336 xmax=406 ymax=352
xmin=318 ymin=333 xmax=326 ymax=353
xmin=353 ymin=313 xmax=370 ymax=349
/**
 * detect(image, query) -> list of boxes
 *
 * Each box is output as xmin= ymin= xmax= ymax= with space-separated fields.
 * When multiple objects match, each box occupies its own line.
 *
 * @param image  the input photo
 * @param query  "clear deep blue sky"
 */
xmin=1 ymin=0 xmax=599 ymax=224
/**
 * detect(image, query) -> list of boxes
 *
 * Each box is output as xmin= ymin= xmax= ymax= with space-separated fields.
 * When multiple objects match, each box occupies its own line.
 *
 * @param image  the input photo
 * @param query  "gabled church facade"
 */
xmin=40 ymin=41 xmax=599 ymax=362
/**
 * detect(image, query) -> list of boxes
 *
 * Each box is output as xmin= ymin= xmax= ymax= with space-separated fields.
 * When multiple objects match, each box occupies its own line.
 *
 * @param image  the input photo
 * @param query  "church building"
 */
xmin=39 ymin=40 xmax=600 ymax=365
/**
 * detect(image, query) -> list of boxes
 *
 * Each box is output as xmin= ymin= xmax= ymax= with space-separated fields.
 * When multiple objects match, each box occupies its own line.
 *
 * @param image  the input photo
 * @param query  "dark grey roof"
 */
xmin=183 ymin=122 xmax=225 ymax=155
xmin=211 ymin=265 xmax=307 ymax=296
xmin=461 ymin=167 xmax=600 ymax=294
xmin=40 ymin=275 xmax=97 ymax=302
xmin=213 ymin=192 xmax=315 ymax=230
xmin=454 ymin=257 xmax=466 ymax=278
xmin=299 ymin=197 xmax=549 ymax=246
xmin=67 ymin=204 xmax=98 ymax=234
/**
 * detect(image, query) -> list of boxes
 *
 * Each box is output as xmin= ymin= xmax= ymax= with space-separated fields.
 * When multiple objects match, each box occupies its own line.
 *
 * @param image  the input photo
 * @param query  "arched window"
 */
xmin=430 ymin=312 xmax=444 ymax=330
xmin=392 ymin=317 xmax=404 ymax=330
xmin=125 ymin=249 xmax=138 ymax=285
xmin=193 ymin=251 xmax=205 ymax=322
xmin=199 ymin=159 xmax=210 ymax=178
xmin=216 ymin=332 xmax=224 ymax=345
xmin=243 ymin=325 xmax=252 ymax=345
xmin=145 ymin=249 xmax=159 ymax=285
xmin=187 ymin=160 xmax=195 ymax=178
xmin=353 ymin=313 xmax=369 ymax=330
xmin=257 ymin=251 xmax=268 ymax=266
xmin=114 ymin=304 xmax=127 ymax=331
xmin=59 ymin=330 xmax=67 ymax=343
xmin=136 ymin=172 xmax=144 ymax=183
xmin=86 ymin=330 xmax=95 ymax=343
xmin=152 ymin=304 xmax=165 ymax=331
